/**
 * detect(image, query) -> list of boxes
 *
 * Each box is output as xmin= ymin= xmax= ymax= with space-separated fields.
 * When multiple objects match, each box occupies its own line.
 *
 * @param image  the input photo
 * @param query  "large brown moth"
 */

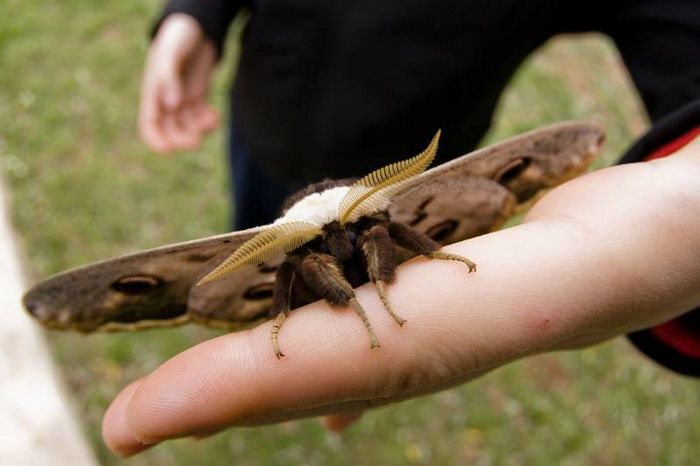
xmin=23 ymin=121 xmax=604 ymax=357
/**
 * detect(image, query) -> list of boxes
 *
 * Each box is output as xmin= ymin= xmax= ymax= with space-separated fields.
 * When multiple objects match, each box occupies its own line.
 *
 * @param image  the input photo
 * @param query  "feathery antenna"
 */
xmin=338 ymin=130 xmax=441 ymax=224
xmin=197 ymin=222 xmax=322 ymax=286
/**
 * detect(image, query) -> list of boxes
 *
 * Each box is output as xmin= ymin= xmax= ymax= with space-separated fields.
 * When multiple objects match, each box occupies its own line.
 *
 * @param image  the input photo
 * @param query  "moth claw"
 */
xmin=271 ymin=312 xmax=288 ymax=360
xmin=430 ymin=251 xmax=477 ymax=273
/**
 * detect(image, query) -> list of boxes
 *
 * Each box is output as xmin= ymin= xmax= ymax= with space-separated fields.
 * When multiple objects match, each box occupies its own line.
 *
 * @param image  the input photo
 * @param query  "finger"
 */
xmin=178 ymin=104 xmax=202 ymax=149
xmin=139 ymin=55 xmax=184 ymax=153
xmin=192 ymin=100 xmax=219 ymax=133
xmin=159 ymin=63 xmax=184 ymax=112
xmin=183 ymin=41 xmax=218 ymax=135
xmin=161 ymin=112 xmax=197 ymax=151
xmin=139 ymin=116 xmax=172 ymax=154
xmin=182 ymin=40 xmax=216 ymax=104
xmin=138 ymin=64 xmax=172 ymax=153
xmin=321 ymin=411 xmax=364 ymax=432
xmin=138 ymin=107 xmax=171 ymax=154
xmin=103 ymin=282 xmax=460 ymax=451
xmin=102 ymin=379 xmax=153 ymax=457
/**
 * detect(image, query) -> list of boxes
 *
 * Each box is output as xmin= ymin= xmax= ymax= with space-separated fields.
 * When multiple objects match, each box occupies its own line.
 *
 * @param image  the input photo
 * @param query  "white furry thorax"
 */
xmin=273 ymin=186 xmax=389 ymax=227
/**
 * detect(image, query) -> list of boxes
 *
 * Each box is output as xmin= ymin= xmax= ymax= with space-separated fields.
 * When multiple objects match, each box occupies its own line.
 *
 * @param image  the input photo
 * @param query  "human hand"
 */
xmin=139 ymin=14 xmax=219 ymax=153
xmin=102 ymin=138 xmax=700 ymax=457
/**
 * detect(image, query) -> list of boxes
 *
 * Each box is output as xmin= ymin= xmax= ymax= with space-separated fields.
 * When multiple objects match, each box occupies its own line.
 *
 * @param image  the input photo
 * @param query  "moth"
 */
xmin=23 ymin=121 xmax=604 ymax=357
xmin=196 ymin=129 xmax=477 ymax=357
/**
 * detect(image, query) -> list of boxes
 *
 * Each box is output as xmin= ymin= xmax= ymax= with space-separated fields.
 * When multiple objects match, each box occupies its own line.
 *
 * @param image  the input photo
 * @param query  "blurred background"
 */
xmin=1 ymin=1 xmax=698 ymax=465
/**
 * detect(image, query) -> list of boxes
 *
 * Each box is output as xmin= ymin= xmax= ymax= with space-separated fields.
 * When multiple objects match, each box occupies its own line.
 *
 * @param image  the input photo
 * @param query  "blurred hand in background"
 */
xmin=139 ymin=14 xmax=219 ymax=153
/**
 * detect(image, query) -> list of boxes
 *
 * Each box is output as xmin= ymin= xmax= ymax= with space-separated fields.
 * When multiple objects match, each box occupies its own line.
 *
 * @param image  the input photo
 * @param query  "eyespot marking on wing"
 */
xmin=425 ymin=219 xmax=459 ymax=243
xmin=494 ymin=157 xmax=532 ymax=186
xmin=243 ymin=283 xmax=275 ymax=300
xmin=111 ymin=275 xmax=162 ymax=295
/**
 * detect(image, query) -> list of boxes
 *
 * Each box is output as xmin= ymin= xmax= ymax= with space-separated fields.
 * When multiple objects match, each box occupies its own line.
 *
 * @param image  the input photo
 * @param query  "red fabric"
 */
xmin=643 ymin=126 xmax=700 ymax=359
xmin=651 ymin=320 xmax=700 ymax=358
xmin=645 ymin=126 xmax=700 ymax=160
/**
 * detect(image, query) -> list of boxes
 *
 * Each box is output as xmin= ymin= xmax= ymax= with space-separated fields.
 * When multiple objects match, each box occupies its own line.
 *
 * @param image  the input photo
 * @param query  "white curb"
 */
xmin=0 ymin=181 xmax=98 ymax=466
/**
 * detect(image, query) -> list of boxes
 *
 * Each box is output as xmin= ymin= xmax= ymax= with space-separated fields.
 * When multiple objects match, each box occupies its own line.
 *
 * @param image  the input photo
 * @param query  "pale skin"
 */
xmin=103 ymin=135 xmax=700 ymax=456
xmin=131 ymin=11 xmax=700 ymax=460
xmin=139 ymin=14 xmax=218 ymax=153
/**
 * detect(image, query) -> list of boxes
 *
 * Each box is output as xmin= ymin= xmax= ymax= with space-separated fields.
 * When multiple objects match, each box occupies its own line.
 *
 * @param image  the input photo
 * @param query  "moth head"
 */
xmin=197 ymin=130 xmax=441 ymax=285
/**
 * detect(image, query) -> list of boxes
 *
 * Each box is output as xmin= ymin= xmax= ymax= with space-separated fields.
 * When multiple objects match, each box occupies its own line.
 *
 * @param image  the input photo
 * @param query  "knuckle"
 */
xmin=365 ymin=342 xmax=467 ymax=400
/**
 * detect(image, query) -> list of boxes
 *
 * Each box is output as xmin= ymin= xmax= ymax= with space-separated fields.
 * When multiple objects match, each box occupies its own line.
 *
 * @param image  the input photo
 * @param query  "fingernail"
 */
xmin=102 ymin=380 xmax=158 ymax=457
xmin=103 ymin=407 xmax=158 ymax=457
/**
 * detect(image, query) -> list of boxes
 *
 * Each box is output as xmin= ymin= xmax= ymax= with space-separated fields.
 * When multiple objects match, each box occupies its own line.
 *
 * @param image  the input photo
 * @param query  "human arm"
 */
xmin=101 ymin=136 xmax=700 ymax=456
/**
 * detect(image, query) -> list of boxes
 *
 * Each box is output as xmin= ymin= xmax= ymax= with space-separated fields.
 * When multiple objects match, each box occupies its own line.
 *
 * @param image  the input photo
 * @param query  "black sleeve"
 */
xmin=604 ymin=0 xmax=700 ymax=122
xmin=603 ymin=1 xmax=700 ymax=376
xmin=616 ymin=99 xmax=700 ymax=377
xmin=152 ymin=0 xmax=243 ymax=57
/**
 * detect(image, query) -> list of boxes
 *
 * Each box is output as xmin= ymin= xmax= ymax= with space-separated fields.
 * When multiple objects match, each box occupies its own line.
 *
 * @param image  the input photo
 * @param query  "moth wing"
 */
xmin=23 ymin=121 xmax=605 ymax=332
xmin=389 ymin=176 xmax=517 ymax=254
xmin=22 ymin=226 xmax=277 ymax=332
xmin=401 ymin=121 xmax=603 ymax=203
xmin=389 ymin=120 xmax=604 ymax=248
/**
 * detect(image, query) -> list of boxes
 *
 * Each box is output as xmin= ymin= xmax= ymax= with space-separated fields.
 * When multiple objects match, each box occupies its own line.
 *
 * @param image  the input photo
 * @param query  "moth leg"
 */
xmin=270 ymin=261 xmax=296 ymax=359
xmin=300 ymin=252 xmax=381 ymax=349
xmin=430 ymin=250 xmax=477 ymax=272
xmin=348 ymin=298 xmax=381 ymax=349
xmin=360 ymin=225 xmax=406 ymax=326
xmin=271 ymin=312 xmax=288 ymax=359
xmin=388 ymin=221 xmax=476 ymax=273
xmin=375 ymin=280 xmax=405 ymax=326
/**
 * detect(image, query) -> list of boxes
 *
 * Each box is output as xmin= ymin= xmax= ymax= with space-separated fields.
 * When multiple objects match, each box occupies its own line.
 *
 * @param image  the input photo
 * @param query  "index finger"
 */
xmin=138 ymin=76 xmax=171 ymax=153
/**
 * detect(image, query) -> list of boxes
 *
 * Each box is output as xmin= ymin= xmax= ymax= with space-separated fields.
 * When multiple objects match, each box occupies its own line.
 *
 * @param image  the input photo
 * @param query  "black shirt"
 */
xmin=158 ymin=0 xmax=700 ymax=183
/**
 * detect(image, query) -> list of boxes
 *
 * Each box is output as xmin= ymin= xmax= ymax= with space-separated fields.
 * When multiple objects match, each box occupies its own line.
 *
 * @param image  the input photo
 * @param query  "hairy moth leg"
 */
xmin=360 ymin=225 xmax=406 ymax=326
xmin=430 ymin=250 xmax=477 ymax=272
xmin=300 ymin=252 xmax=381 ymax=349
xmin=270 ymin=261 xmax=296 ymax=358
xmin=388 ymin=222 xmax=477 ymax=272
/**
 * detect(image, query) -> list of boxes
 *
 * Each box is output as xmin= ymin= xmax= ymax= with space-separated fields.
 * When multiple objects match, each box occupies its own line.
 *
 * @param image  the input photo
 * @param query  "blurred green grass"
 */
xmin=1 ymin=1 xmax=697 ymax=465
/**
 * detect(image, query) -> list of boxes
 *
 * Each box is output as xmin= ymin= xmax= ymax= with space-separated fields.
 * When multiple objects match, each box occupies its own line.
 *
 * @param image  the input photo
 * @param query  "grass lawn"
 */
xmin=1 ymin=1 xmax=698 ymax=465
